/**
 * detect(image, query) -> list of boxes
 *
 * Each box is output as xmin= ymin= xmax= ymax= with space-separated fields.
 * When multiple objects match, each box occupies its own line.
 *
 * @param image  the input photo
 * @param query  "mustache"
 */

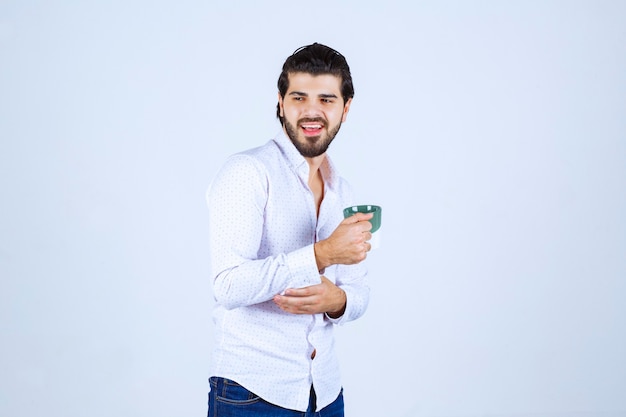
xmin=298 ymin=117 xmax=327 ymax=127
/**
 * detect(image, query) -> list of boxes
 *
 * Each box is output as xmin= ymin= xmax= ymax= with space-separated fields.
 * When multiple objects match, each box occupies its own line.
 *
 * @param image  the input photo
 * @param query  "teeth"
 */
xmin=303 ymin=125 xmax=322 ymax=129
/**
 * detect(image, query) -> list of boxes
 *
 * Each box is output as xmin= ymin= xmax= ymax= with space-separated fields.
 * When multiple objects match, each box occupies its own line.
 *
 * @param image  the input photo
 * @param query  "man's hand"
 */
xmin=273 ymin=276 xmax=346 ymax=317
xmin=314 ymin=212 xmax=373 ymax=271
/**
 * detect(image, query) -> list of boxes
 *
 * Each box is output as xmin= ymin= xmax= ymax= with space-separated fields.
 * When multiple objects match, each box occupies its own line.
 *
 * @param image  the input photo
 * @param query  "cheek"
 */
xmin=282 ymin=105 xmax=297 ymax=120
xmin=334 ymin=109 xmax=347 ymax=124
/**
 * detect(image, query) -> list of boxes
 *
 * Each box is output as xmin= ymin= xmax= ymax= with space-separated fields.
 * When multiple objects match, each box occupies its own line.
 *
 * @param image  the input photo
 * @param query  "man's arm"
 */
xmin=208 ymin=155 xmax=321 ymax=310
xmin=314 ymin=212 xmax=373 ymax=270
xmin=273 ymin=276 xmax=345 ymax=315
xmin=273 ymin=213 xmax=373 ymax=320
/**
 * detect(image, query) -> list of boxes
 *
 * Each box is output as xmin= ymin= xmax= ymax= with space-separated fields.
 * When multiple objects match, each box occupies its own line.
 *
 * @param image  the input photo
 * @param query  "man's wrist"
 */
xmin=314 ymin=241 xmax=330 ymax=272
xmin=326 ymin=288 xmax=347 ymax=319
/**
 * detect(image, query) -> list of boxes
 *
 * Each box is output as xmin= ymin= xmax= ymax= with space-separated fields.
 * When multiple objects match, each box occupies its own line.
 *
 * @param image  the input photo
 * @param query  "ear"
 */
xmin=277 ymin=92 xmax=284 ymax=118
xmin=341 ymin=98 xmax=352 ymax=122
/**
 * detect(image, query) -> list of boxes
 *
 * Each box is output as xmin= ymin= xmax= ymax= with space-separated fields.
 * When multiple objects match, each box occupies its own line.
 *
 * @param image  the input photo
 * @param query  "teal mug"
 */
xmin=343 ymin=205 xmax=382 ymax=233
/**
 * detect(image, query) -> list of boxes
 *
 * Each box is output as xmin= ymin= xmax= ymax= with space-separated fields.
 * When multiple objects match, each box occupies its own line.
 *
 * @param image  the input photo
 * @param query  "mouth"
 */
xmin=299 ymin=120 xmax=325 ymax=137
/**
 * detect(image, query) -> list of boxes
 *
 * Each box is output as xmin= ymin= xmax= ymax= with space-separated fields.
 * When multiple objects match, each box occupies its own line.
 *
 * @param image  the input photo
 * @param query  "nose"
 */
xmin=301 ymin=101 xmax=323 ymax=118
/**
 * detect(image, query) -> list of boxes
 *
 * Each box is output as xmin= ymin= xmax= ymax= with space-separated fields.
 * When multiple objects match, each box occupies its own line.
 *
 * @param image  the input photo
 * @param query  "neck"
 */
xmin=305 ymin=154 xmax=325 ymax=216
xmin=305 ymin=154 xmax=325 ymax=183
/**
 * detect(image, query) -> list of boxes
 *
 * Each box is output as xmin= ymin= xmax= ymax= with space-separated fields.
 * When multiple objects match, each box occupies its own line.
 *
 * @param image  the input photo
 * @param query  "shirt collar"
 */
xmin=273 ymin=129 xmax=307 ymax=172
xmin=272 ymin=130 xmax=340 ymax=190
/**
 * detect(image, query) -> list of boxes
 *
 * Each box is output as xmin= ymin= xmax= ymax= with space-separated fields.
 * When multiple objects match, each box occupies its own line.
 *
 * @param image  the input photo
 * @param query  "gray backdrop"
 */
xmin=1 ymin=1 xmax=625 ymax=416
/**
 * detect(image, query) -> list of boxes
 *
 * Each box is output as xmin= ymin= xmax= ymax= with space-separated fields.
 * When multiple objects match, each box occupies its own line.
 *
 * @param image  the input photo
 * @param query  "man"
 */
xmin=206 ymin=43 xmax=372 ymax=417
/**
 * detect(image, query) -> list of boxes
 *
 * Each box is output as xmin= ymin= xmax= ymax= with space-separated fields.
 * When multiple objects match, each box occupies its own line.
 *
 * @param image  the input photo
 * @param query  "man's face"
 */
xmin=278 ymin=72 xmax=352 ymax=158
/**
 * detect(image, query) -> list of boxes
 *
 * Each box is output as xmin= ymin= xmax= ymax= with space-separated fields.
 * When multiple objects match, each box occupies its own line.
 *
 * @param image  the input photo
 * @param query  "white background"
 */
xmin=1 ymin=1 xmax=625 ymax=416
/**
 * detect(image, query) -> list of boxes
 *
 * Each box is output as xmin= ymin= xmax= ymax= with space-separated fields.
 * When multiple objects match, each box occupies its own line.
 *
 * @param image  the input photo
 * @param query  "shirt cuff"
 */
xmin=325 ymin=313 xmax=344 ymax=324
xmin=285 ymin=244 xmax=321 ymax=288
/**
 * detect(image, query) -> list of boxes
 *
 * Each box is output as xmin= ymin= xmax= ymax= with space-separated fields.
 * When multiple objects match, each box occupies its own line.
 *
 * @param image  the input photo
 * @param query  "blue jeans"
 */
xmin=207 ymin=377 xmax=344 ymax=417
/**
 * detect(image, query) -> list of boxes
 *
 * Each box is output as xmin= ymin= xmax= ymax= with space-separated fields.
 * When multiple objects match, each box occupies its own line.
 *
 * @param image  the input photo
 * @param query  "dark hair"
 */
xmin=276 ymin=43 xmax=354 ymax=124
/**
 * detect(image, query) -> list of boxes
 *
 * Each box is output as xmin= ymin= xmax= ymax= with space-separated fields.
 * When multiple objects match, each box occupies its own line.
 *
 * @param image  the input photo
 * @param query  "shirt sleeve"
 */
xmin=325 ymin=262 xmax=370 ymax=325
xmin=207 ymin=154 xmax=321 ymax=310
xmin=324 ymin=178 xmax=370 ymax=325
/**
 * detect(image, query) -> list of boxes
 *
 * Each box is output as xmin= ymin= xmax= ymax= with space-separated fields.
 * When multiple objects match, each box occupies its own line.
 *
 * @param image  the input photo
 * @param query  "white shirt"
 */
xmin=206 ymin=130 xmax=370 ymax=411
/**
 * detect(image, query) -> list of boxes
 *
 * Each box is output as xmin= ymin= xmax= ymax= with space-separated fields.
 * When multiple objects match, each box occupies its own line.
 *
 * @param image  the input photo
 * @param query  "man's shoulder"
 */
xmin=218 ymin=139 xmax=281 ymax=176
xmin=237 ymin=139 xmax=277 ymax=159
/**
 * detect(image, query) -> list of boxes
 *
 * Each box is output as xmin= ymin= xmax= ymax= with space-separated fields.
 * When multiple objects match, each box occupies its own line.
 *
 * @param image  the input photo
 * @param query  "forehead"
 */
xmin=286 ymin=72 xmax=342 ymax=94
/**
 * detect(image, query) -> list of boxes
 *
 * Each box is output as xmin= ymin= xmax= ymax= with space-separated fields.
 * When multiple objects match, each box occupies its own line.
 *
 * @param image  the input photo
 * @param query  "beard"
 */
xmin=284 ymin=117 xmax=342 ymax=158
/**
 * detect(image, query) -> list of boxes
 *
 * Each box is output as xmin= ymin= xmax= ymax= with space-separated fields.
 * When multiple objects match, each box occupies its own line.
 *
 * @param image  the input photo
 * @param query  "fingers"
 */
xmin=356 ymin=240 xmax=372 ymax=261
xmin=318 ymin=213 xmax=374 ymax=268
xmin=356 ymin=241 xmax=370 ymax=261
xmin=282 ymin=286 xmax=313 ymax=297
xmin=274 ymin=276 xmax=346 ymax=315
xmin=274 ymin=283 xmax=319 ymax=312
xmin=341 ymin=213 xmax=373 ymax=238
xmin=342 ymin=212 xmax=374 ymax=228
xmin=273 ymin=293 xmax=316 ymax=314
xmin=273 ymin=277 xmax=334 ymax=314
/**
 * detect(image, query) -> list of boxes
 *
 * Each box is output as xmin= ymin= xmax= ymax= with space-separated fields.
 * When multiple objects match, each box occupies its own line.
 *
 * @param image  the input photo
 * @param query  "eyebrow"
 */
xmin=288 ymin=91 xmax=339 ymax=99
